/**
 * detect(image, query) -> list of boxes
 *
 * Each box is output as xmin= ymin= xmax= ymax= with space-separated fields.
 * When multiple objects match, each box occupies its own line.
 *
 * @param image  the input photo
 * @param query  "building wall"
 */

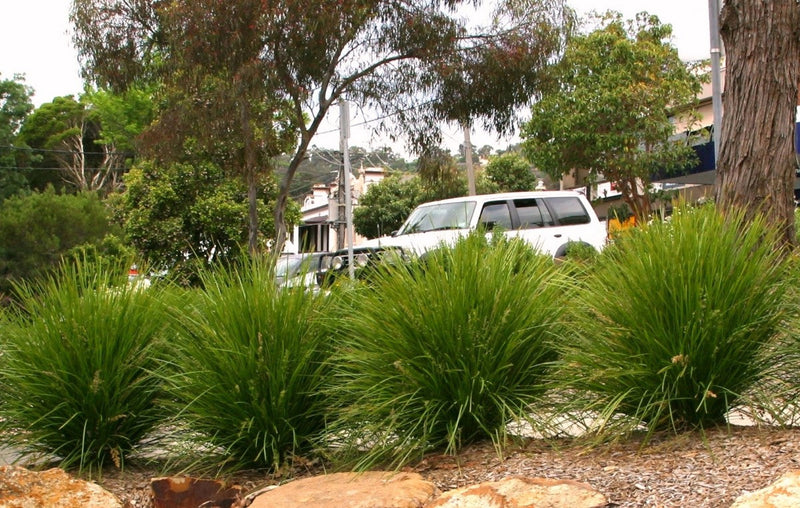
xmin=292 ymin=165 xmax=387 ymax=253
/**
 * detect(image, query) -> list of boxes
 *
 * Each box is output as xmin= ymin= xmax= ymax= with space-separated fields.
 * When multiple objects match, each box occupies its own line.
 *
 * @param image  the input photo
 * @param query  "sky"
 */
xmin=1 ymin=0 xmax=713 ymax=157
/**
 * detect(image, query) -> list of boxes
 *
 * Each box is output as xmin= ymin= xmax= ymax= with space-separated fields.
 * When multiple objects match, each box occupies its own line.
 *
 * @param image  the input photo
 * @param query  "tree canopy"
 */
xmin=0 ymin=74 xmax=34 ymax=201
xmin=521 ymin=11 xmax=702 ymax=220
xmin=110 ymin=159 xmax=300 ymax=283
xmin=353 ymin=175 xmax=424 ymax=239
xmin=484 ymin=152 xmax=537 ymax=192
xmin=71 ymin=0 xmax=574 ymax=251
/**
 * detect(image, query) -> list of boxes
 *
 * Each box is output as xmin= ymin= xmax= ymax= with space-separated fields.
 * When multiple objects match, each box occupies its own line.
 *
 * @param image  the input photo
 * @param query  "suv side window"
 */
xmin=545 ymin=197 xmax=591 ymax=225
xmin=478 ymin=202 xmax=513 ymax=230
xmin=514 ymin=198 xmax=553 ymax=228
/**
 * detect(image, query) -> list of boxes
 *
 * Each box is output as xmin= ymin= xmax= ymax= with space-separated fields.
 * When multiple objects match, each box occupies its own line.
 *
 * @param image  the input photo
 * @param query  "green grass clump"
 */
xmin=557 ymin=205 xmax=793 ymax=435
xmin=163 ymin=257 xmax=333 ymax=472
xmin=327 ymin=233 xmax=566 ymax=468
xmin=0 ymin=259 xmax=169 ymax=473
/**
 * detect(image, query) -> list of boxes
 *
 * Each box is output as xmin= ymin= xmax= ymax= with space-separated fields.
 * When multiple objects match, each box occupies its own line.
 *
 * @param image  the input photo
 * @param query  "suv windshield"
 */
xmin=398 ymin=201 xmax=477 ymax=234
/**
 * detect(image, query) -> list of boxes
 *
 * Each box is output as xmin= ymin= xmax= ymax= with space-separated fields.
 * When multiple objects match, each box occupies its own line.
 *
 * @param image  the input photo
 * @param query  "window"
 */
xmin=479 ymin=202 xmax=513 ymax=230
xmin=545 ymin=197 xmax=591 ymax=225
xmin=514 ymin=198 xmax=552 ymax=228
xmin=400 ymin=201 xmax=476 ymax=234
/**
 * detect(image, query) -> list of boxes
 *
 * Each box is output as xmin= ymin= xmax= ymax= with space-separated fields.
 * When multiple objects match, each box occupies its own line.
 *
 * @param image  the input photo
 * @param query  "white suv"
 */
xmin=359 ymin=191 xmax=606 ymax=258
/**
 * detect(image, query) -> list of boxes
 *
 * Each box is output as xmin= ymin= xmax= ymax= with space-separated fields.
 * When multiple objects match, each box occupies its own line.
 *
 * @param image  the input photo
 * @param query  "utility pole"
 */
xmin=708 ymin=0 xmax=723 ymax=166
xmin=463 ymin=123 xmax=476 ymax=196
xmin=339 ymin=99 xmax=355 ymax=279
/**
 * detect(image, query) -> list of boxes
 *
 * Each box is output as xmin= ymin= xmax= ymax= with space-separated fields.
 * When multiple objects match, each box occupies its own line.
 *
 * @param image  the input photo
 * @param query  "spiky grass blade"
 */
xmin=0 ymin=259 xmax=169 ymax=473
xmin=328 ymin=233 xmax=567 ymax=468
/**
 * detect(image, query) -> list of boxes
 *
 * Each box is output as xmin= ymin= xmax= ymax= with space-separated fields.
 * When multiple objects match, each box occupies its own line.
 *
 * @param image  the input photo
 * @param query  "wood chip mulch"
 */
xmin=97 ymin=425 xmax=800 ymax=508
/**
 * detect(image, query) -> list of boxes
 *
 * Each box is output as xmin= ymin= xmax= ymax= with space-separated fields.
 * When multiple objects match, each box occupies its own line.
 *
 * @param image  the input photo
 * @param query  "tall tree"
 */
xmin=71 ymin=0 xmax=571 ymax=252
xmin=83 ymin=86 xmax=156 ymax=190
xmin=716 ymin=1 xmax=800 ymax=245
xmin=111 ymin=159 xmax=299 ymax=281
xmin=17 ymin=96 xmax=113 ymax=193
xmin=521 ymin=12 xmax=702 ymax=221
xmin=417 ymin=147 xmax=467 ymax=200
xmin=0 ymin=74 xmax=34 ymax=201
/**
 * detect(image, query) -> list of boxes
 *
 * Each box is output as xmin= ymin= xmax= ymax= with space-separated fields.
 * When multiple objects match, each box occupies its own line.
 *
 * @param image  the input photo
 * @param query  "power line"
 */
xmin=0 ymin=144 xmax=132 ymax=157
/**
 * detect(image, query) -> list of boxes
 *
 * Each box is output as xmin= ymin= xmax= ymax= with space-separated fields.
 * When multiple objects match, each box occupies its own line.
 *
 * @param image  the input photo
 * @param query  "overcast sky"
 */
xmin=1 ymin=0 xmax=713 ymax=155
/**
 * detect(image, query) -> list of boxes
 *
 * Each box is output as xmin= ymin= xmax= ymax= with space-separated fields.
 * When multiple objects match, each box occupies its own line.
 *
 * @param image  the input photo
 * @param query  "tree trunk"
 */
xmin=240 ymin=97 xmax=259 ymax=255
xmin=716 ymin=0 xmax=800 ymax=245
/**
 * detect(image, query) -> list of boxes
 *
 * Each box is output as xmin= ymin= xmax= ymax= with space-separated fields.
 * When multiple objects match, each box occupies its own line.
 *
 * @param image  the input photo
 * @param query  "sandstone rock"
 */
xmin=151 ymin=476 xmax=245 ymax=508
xmin=247 ymin=471 xmax=439 ymax=508
xmin=0 ymin=465 xmax=122 ymax=508
xmin=426 ymin=476 xmax=608 ymax=508
xmin=730 ymin=470 xmax=800 ymax=508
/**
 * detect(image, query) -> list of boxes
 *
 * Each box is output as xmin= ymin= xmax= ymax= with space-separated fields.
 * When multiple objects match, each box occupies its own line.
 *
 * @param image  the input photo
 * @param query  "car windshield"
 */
xmin=398 ymin=201 xmax=477 ymax=234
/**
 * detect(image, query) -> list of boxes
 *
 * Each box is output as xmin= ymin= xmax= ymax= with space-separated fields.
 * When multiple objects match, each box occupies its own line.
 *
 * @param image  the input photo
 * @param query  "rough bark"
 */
xmin=716 ymin=0 xmax=800 ymax=245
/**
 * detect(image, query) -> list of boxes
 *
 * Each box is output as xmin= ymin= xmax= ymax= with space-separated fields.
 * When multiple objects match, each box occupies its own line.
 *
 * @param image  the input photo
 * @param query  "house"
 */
xmin=289 ymin=165 xmax=387 ymax=253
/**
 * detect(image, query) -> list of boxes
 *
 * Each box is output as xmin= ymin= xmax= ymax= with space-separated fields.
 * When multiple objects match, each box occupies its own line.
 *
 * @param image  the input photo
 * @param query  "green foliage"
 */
xmin=112 ymin=160 xmax=299 ymax=282
xmin=327 ymin=233 xmax=565 ymax=468
xmin=522 ymin=11 xmax=702 ymax=220
xmin=17 ymin=95 xmax=101 ymax=192
xmin=484 ymin=152 xmax=537 ymax=192
xmin=0 ymin=188 xmax=119 ymax=295
xmin=162 ymin=258 xmax=334 ymax=471
xmin=416 ymin=147 xmax=467 ymax=200
xmin=353 ymin=175 xmax=424 ymax=238
xmin=0 ymin=74 xmax=35 ymax=199
xmin=72 ymin=0 xmax=571 ymax=248
xmin=0 ymin=259 xmax=169 ymax=472
xmin=556 ymin=205 xmax=793 ymax=435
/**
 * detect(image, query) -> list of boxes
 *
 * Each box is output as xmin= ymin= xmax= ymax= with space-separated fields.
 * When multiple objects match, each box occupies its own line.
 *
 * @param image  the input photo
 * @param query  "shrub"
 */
xmin=0 ymin=258 xmax=169 ymax=473
xmin=163 ymin=257 xmax=333 ymax=471
xmin=327 ymin=233 xmax=566 ymax=468
xmin=0 ymin=187 xmax=120 ymax=295
xmin=556 ymin=205 xmax=793 ymax=436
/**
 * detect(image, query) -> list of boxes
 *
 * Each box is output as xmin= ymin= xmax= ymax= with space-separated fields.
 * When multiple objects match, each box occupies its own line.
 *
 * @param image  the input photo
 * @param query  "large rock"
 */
xmin=151 ymin=476 xmax=245 ymax=508
xmin=731 ymin=470 xmax=800 ymax=508
xmin=247 ymin=471 xmax=439 ymax=508
xmin=427 ymin=476 xmax=608 ymax=508
xmin=0 ymin=465 xmax=122 ymax=508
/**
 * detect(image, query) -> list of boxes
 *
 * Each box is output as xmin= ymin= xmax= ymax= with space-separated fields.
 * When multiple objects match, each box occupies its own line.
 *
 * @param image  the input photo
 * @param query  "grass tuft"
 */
xmin=326 ymin=232 xmax=567 ymax=469
xmin=555 ymin=205 xmax=794 ymax=436
xmin=162 ymin=257 xmax=333 ymax=472
xmin=0 ymin=258 xmax=169 ymax=474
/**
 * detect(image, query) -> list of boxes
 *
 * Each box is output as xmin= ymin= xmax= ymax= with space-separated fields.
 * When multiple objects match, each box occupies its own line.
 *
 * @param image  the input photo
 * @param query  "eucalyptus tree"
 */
xmin=71 ymin=0 xmax=572 ymax=252
xmin=521 ymin=12 xmax=702 ymax=222
xmin=716 ymin=1 xmax=800 ymax=245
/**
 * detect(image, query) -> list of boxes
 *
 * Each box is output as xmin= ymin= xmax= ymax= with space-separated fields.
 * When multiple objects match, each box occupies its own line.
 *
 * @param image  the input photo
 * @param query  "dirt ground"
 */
xmin=94 ymin=425 xmax=800 ymax=507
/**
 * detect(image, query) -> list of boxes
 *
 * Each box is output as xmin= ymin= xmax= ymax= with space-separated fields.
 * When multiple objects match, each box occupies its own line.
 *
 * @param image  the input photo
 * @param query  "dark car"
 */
xmin=316 ymin=246 xmax=408 ymax=287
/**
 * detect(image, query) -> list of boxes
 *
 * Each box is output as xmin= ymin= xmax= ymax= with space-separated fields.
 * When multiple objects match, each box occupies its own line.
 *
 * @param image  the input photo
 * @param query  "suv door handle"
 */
xmin=554 ymin=234 xmax=562 ymax=238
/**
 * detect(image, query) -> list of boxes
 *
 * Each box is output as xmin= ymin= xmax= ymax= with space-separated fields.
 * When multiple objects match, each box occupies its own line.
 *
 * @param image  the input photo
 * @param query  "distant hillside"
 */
xmin=275 ymin=146 xmax=415 ymax=199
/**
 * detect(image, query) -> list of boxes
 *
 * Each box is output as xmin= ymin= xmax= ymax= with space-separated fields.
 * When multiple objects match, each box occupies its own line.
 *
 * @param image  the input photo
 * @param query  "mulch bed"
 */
xmin=95 ymin=425 xmax=800 ymax=507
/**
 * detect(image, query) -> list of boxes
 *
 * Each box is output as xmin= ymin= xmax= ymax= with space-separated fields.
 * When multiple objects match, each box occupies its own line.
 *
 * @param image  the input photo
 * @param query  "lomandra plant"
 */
xmin=0 ymin=259 xmax=168 ymax=473
xmin=327 ymin=233 xmax=567 ymax=469
xmin=557 ymin=205 xmax=793 ymax=436
xmin=163 ymin=257 xmax=333 ymax=472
